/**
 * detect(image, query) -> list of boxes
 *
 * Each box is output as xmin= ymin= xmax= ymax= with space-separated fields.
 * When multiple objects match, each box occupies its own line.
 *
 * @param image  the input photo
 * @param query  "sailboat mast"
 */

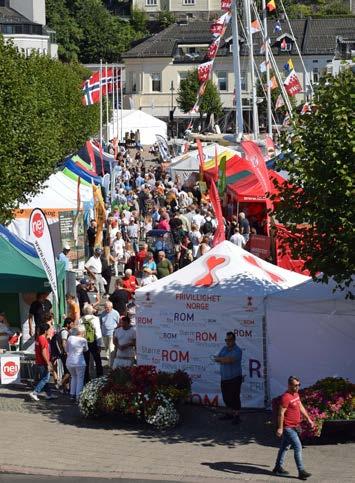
xmin=243 ymin=0 xmax=259 ymax=138
xmin=232 ymin=0 xmax=244 ymax=139
xmin=262 ymin=0 xmax=272 ymax=137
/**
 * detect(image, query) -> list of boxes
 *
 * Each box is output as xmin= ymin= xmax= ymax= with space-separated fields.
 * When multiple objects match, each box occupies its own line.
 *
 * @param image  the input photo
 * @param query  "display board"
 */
xmin=59 ymin=210 xmax=85 ymax=268
xmin=0 ymin=355 xmax=21 ymax=384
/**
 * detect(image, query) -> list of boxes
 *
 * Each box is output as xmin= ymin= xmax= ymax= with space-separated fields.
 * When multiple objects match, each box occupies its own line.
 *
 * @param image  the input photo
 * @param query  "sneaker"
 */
xmin=44 ymin=394 xmax=58 ymax=400
xmin=29 ymin=392 xmax=39 ymax=401
xmin=219 ymin=414 xmax=233 ymax=420
xmin=298 ymin=470 xmax=312 ymax=480
xmin=272 ymin=466 xmax=290 ymax=476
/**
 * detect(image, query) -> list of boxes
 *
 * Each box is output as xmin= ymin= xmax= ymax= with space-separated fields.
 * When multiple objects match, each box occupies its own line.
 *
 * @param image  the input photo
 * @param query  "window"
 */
xmin=183 ymin=0 xmax=196 ymax=5
xmin=178 ymin=71 xmax=188 ymax=86
xmin=240 ymin=74 xmax=247 ymax=91
xmin=146 ymin=0 xmax=157 ymax=5
xmin=151 ymin=73 xmax=161 ymax=92
xmin=217 ymin=71 xmax=227 ymax=91
xmin=312 ymin=68 xmax=319 ymax=83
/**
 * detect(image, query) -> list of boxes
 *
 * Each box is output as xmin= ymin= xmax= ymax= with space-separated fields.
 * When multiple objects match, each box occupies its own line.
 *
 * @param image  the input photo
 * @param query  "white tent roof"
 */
xmin=170 ymin=143 xmax=236 ymax=174
xmin=17 ymin=171 xmax=93 ymax=210
xmin=109 ymin=109 xmax=167 ymax=145
xmin=136 ymin=241 xmax=308 ymax=299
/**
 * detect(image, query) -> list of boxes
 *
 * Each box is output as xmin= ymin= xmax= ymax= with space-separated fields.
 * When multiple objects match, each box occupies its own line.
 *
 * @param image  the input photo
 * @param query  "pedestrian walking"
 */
xmin=66 ymin=324 xmax=88 ymax=401
xmin=273 ymin=376 xmax=314 ymax=480
xmin=99 ymin=301 xmax=120 ymax=367
xmin=80 ymin=304 xmax=103 ymax=383
xmin=214 ymin=331 xmax=243 ymax=424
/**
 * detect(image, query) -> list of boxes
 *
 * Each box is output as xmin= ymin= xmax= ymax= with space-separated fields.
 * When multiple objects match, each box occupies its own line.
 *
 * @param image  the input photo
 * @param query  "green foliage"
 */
xmin=272 ymin=70 xmax=355 ymax=296
xmin=158 ymin=10 xmax=176 ymax=29
xmin=287 ymin=4 xmax=313 ymax=18
xmin=284 ymin=0 xmax=351 ymax=17
xmin=0 ymin=39 xmax=99 ymax=223
xmin=177 ymin=69 xmax=223 ymax=126
xmin=130 ymin=7 xmax=148 ymax=35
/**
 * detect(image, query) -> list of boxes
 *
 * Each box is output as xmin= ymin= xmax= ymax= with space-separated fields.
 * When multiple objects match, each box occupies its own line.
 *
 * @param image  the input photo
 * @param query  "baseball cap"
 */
xmin=94 ymin=247 xmax=102 ymax=254
xmin=80 ymin=278 xmax=89 ymax=285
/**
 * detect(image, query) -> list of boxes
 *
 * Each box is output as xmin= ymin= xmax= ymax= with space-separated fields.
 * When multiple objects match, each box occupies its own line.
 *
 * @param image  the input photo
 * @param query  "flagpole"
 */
xmin=106 ymin=62 xmax=109 ymax=143
xmin=262 ymin=0 xmax=272 ymax=137
xmin=116 ymin=64 xmax=120 ymax=142
xmin=100 ymin=59 xmax=103 ymax=149
xmin=112 ymin=65 xmax=116 ymax=144
xmin=243 ymin=0 xmax=259 ymax=139
xmin=231 ymin=0 xmax=244 ymax=139
xmin=120 ymin=70 xmax=123 ymax=145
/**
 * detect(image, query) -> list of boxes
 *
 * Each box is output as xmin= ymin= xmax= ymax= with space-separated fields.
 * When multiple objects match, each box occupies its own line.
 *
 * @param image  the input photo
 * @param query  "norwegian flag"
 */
xmin=198 ymin=61 xmax=213 ymax=83
xmin=207 ymin=38 xmax=220 ymax=60
xmin=81 ymin=68 xmax=121 ymax=106
xmin=221 ymin=0 xmax=232 ymax=11
xmin=284 ymin=69 xmax=302 ymax=96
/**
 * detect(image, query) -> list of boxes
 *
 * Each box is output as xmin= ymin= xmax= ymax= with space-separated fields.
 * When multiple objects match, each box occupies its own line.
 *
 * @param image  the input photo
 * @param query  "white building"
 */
xmin=0 ymin=0 xmax=58 ymax=58
xmin=122 ymin=17 xmax=355 ymax=133
xmin=132 ymin=0 xmax=220 ymax=20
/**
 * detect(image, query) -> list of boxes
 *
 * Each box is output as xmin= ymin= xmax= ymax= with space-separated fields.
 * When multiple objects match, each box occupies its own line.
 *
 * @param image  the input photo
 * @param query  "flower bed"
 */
xmin=299 ymin=377 xmax=355 ymax=438
xmin=79 ymin=366 xmax=191 ymax=429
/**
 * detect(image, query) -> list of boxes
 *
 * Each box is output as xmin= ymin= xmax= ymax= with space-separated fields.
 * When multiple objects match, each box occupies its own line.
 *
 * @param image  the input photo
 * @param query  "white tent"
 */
xmin=135 ymin=241 xmax=307 ymax=407
xmin=169 ymin=143 xmax=239 ymax=180
xmin=266 ymin=278 xmax=355 ymax=400
xmin=109 ymin=109 xmax=167 ymax=145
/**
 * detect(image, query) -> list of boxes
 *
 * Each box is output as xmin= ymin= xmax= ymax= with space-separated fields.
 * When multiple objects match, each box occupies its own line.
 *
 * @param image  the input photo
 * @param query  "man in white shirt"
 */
xmin=112 ymin=316 xmax=136 ymax=369
xmin=85 ymin=248 xmax=105 ymax=295
xmin=80 ymin=304 xmax=103 ymax=382
xmin=99 ymin=301 xmax=120 ymax=367
xmin=112 ymin=232 xmax=125 ymax=276
xmin=230 ymin=227 xmax=246 ymax=248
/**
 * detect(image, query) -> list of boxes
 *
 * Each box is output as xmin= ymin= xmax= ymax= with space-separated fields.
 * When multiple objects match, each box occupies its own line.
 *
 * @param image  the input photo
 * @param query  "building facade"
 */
xmin=132 ymin=0 xmax=220 ymax=20
xmin=122 ymin=17 xmax=355 ymax=132
xmin=0 ymin=0 xmax=58 ymax=58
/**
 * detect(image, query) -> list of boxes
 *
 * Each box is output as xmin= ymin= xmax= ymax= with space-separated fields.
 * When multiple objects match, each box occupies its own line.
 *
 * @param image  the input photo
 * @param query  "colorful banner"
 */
xmin=29 ymin=208 xmax=58 ymax=301
xmin=284 ymin=69 xmax=302 ymax=96
xmin=93 ymin=185 xmax=106 ymax=247
xmin=209 ymin=178 xmax=225 ymax=246
xmin=241 ymin=140 xmax=272 ymax=202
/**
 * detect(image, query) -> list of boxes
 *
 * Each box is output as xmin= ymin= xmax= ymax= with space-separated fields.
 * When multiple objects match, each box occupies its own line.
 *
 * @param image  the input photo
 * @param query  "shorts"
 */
xmin=221 ymin=375 xmax=243 ymax=410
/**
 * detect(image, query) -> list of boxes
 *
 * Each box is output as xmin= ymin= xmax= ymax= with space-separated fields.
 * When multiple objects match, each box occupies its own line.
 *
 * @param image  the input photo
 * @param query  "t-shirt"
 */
xmin=112 ymin=238 xmax=125 ymax=258
xmin=136 ymin=250 xmax=148 ymax=267
xmin=240 ymin=218 xmax=250 ymax=235
xmin=35 ymin=334 xmax=49 ymax=365
xmin=66 ymin=335 xmax=88 ymax=366
xmin=109 ymin=289 xmax=129 ymax=315
xmin=157 ymin=259 xmax=172 ymax=279
xmin=68 ymin=302 xmax=80 ymax=322
xmin=143 ymin=260 xmax=157 ymax=272
xmin=281 ymin=392 xmax=301 ymax=428
xmin=122 ymin=276 xmax=138 ymax=298
xmin=217 ymin=344 xmax=243 ymax=381
xmin=230 ymin=233 xmax=246 ymax=247
xmin=76 ymin=287 xmax=90 ymax=315
xmin=100 ymin=309 xmax=120 ymax=337
xmin=113 ymin=326 xmax=136 ymax=359
xmin=29 ymin=299 xmax=52 ymax=326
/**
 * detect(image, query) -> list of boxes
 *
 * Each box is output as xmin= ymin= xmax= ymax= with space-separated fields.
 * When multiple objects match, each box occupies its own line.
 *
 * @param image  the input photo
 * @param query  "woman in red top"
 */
xmin=29 ymin=323 xmax=57 ymax=401
xmin=121 ymin=269 xmax=139 ymax=300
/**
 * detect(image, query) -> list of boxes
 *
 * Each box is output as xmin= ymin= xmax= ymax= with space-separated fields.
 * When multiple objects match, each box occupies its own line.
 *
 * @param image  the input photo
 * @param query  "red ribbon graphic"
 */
xmin=243 ymin=255 xmax=284 ymax=283
xmin=194 ymin=256 xmax=226 ymax=287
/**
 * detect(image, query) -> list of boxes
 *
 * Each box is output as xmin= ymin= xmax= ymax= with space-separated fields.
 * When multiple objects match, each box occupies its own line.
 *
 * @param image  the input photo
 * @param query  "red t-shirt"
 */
xmin=122 ymin=275 xmax=138 ymax=299
xmin=136 ymin=250 xmax=148 ymax=267
xmin=281 ymin=391 xmax=301 ymax=428
xmin=35 ymin=334 xmax=49 ymax=365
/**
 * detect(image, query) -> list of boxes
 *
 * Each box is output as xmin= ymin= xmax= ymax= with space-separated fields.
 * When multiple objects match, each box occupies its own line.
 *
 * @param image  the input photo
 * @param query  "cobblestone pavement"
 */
xmin=0 ymin=384 xmax=354 ymax=482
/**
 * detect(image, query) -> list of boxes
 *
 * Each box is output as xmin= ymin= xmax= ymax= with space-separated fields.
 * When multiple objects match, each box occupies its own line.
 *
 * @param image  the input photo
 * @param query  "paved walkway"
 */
xmin=0 ymin=384 xmax=354 ymax=482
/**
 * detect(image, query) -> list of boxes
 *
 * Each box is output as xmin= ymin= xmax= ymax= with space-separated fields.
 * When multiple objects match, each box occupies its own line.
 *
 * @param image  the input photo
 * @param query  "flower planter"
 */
xmin=320 ymin=419 xmax=355 ymax=442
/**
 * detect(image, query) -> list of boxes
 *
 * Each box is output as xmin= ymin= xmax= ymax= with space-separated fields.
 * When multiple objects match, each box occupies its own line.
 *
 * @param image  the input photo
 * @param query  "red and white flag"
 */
xmin=241 ymin=140 xmax=272 ymax=206
xmin=275 ymin=94 xmax=284 ymax=110
xmin=209 ymin=179 xmax=226 ymax=247
xmin=198 ymin=61 xmax=213 ymax=83
xmin=207 ymin=37 xmax=220 ymax=60
xmin=210 ymin=12 xmax=231 ymax=37
xmin=284 ymin=69 xmax=302 ymax=96
xmin=251 ymin=20 xmax=261 ymax=34
xmin=82 ymin=68 xmax=121 ymax=106
xmin=221 ymin=0 xmax=232 ymax=11
xmin=280 ymin=37 xmax=287 ymax=50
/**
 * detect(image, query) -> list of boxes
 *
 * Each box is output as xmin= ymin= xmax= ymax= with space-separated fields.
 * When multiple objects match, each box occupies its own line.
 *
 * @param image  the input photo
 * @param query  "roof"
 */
xmin=0 ymin=6 xmax=37 ymax=25
xmin=123 ymin=17 xmax=355 ymax=59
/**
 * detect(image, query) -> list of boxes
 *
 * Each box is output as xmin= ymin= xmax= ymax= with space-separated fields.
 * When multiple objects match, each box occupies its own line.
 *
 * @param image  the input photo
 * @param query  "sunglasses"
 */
xmin=292 ymin=383 xmax=301 ymax=387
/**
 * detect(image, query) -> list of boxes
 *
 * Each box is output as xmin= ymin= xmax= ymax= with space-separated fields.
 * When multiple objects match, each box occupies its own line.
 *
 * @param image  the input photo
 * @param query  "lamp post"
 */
xmin=169 ymin=81 xmax=175 ymax=137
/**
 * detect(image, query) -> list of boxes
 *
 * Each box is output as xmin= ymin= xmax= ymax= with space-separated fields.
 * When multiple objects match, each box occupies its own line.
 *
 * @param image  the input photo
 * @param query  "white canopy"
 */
xmin=109 ymin=109 xmax=167 ymax=145
xmin=136 ymin=241 xmax=307 ymax=407
xmin=266 ymin=277 xmax=355 ymax=400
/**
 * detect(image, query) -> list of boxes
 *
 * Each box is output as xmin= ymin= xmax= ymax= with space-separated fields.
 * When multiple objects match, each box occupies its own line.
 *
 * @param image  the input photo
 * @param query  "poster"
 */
xmin=59 ymin=210 xmax=85 ymax=268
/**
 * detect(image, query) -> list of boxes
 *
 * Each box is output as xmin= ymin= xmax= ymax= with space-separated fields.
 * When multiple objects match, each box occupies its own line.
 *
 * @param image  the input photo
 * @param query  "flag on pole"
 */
xmin=269 ymin=76 xmax=278 ymax=90
xmin=260 ymin=43 xmax=266 ymax=54
xmin=284 ymin=69 xmax=302 ymax=96
xmin=207 ymin=37 xmax=220 ymax=60
xmin=283 ymin=58 xmax=294 ymax=73
xmin=198 ymin=81 xmax=208 ymax=97
xmin=156 ymin=134 xmax=171 ymax=162
xmin=259 ymin=61 xmax=267 ymax=73
xmin=196 ymin=138 xmax=205 ymax=180
xmin=273 ymin=20 xmax=282 ymax=33
xmin=198 ymin=61 xmax=214 ymax=83
xmin=280 ymin=37 xmax=287 ymax=50
xmin=82 ymin=68 xmax=120 ymax=106
xmin=275 ymin=94 xmax=284 ymax=110
xmin=217 ymin=155 xmax=227 ymax=196
xmin=251 ymin=20 xmax=261 ymax=34
xmin=209 ymin=178 xmax=225 ymax=247
xmin=221 ymin=0 xmax=232 ymax=11
xmin=241 ymin=140 xmax=272 ymax=207
xmin=210 ymin=12 xmax=231 ymax=37
xmin=267 ymin=0 xmax=276 ymax=12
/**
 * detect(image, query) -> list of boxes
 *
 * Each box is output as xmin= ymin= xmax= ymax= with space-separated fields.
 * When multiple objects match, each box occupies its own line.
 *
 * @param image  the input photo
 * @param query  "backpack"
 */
xmin=50 ymin=329 xmax=65 ymax=360
xmin=82 ymin=317 xmax=96 ymax=343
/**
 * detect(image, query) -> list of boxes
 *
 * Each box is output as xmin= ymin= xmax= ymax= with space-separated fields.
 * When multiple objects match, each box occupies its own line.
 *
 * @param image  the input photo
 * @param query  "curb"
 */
xmin=0 ymin=465 xmax=248 ymax=482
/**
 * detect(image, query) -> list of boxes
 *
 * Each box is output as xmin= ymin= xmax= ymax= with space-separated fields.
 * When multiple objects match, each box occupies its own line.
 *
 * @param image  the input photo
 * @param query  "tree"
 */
xmin=158 ymin=10 xmax=176 ymax=29
xmin=271 ymin=70 xmax=354 ymax=296
xmin=130 ymin=7 xmax=148 ymax=36
xmin=177 ymin=69 xmax=223 ymax=128
xmin=45 ymin=0 xmax=83 ymax=63
xmin=0 ymin=39 xmax=99 ymax=223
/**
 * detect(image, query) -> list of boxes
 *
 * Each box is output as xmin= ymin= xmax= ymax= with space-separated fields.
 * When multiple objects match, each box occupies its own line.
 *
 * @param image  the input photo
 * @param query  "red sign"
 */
xmin=247 ymin=235 xmax=271 ymax=260
xmin=3 ymin=360 xmax=19 ymax=377
xmin=31 ymin=212 xmax=44 ymax=238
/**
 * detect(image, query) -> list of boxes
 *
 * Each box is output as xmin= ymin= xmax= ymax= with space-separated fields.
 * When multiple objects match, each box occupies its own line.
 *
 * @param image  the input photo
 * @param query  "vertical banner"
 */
xmin=0 ymin=355 xmax=21 ymax=384
xmin=29 ymin=208 xmax=58 ymax=302
xmin=217 ymin=155 xmax=227 ymax=195
xmin=93 ymin=185 xmax=106 ymax=247
xmin=209 ymin=179 xmax=225 ymax=246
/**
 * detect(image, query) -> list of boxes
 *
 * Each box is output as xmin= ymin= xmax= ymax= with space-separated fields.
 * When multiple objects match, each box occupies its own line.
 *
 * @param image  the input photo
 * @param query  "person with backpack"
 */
xmin=54 ymin=318 xmax=75 ymax=393
xmin=66 ymin=324 xmax=88 ymax=402
xmin=80 ymin=304 xmax=103 ymax=383
xmin=273 ymin=376 xmax=314 ymax=480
